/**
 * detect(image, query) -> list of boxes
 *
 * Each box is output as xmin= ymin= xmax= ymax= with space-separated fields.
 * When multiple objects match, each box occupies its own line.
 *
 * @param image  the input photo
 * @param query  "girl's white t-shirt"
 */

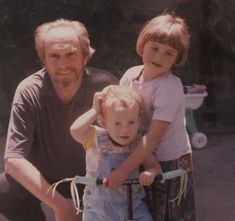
xmin=120 ymin=65 xmax=191 ymax=161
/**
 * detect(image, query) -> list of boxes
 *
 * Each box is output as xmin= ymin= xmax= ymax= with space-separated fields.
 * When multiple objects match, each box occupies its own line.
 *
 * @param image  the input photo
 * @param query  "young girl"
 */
xmin=70 ymin=85 xmax=161 ymax=221
xmin=104 ymin=13 xmax=196 ymax=220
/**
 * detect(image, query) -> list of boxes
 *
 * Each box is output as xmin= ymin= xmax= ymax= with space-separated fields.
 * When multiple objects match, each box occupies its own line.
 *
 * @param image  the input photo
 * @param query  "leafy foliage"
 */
xmin=0 ymin=0 xmax=124 ymax=95
xmin=0 ymin=0 xmax=122 ymax=53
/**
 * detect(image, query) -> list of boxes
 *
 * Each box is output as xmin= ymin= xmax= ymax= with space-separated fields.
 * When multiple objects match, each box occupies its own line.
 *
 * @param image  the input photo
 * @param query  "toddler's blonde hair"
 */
xmin=101 ymin=85 xmax=143 ymax=116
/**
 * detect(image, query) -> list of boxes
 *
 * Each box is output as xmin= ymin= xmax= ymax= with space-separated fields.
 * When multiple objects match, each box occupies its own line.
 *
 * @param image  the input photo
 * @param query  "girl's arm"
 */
xmin=70 ymin=92 xmax=102 ymax=144
xmin=104 ymin=119 xmax=170 ymax=188
xmin=139 ymin=154 xmax=162 ymax=186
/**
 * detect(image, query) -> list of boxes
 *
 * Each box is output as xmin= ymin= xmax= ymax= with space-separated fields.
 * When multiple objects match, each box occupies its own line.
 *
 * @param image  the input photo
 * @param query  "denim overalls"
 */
xmin=82 ymin=131 xmax=153 ymax=221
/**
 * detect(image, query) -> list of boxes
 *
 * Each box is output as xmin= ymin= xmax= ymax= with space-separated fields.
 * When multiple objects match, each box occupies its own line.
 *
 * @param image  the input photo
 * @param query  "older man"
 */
xmin=0 ymin=19 xmax=117 ymax=221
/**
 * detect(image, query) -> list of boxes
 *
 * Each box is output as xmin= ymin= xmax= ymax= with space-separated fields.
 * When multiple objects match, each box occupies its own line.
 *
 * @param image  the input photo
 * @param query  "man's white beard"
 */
xmin=60 ymin=78 xmax=72 ymax=88
xmin=56 ymin=74 xmax=79 ymax=88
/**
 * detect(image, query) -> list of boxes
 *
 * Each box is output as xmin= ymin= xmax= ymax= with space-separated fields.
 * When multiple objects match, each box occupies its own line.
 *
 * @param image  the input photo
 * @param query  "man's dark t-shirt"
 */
xmin=4 ymin=67 xmax=118 ymax=186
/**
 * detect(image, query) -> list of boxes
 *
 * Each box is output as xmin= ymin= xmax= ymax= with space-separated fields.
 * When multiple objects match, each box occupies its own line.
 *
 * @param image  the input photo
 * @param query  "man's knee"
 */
xmin=0 ymin=172 xmax=16 ymax=211
xmin=0 ymin=172 xmax=15 ymax=219
xmin=0 ymin=172 xmax=24 ymax=197
xmin=0 ymin=172 xmax=26 ymax=213
xmin=0 ymin=172 xmax=46 ymax=221
xmin=0 ymin=172 xmax=10 ymax=194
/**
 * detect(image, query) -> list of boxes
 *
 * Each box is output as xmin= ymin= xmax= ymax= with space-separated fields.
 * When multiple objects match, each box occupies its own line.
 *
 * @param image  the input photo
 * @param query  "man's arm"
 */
xmin=5 ymin=158 xmax=79 ymax=221
xmin=104 ymin=119 xmax=170 ymax=188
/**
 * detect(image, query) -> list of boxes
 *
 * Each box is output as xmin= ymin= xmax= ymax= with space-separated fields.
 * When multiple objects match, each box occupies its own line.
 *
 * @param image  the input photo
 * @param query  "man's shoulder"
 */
xmin=85 ymin=66 xmax=118 ymax=84
xmin=17 ymin=69 xmax=46 ymax=91
xmin=14 ymin=69 xmax=47 ymax=102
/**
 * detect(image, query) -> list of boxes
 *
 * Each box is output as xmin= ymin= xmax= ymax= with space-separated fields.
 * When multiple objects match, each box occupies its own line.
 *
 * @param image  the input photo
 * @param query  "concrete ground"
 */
xmin=193 ymin=133 xmax=235 ymax=221
xmin=0 ymin=123 xmax=235 ymax=221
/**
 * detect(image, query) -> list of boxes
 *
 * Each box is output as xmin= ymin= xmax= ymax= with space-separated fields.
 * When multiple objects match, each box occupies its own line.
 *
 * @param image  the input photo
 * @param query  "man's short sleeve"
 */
xmin=5 ymin=99 xmax=35 ymax=160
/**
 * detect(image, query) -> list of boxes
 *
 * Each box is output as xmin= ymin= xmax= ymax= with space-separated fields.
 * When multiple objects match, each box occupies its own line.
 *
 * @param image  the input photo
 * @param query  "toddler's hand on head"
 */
xmin=92 ymin=92 xmax=104 ymax=114
xmin=139 ymin=171 xmax=155 ymax=186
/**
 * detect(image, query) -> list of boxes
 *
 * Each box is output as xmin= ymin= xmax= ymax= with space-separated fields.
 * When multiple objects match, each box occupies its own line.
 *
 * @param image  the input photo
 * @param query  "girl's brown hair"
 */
xmin=136 ymin=13 xmax=190 ymax=66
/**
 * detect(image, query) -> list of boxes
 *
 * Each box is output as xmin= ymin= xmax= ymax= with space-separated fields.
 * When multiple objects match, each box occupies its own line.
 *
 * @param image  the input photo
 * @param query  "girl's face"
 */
xmin=101 ymin=104 xmax=140 ymax=146
xmin=141 ymin=41 xmax=178 ymax=81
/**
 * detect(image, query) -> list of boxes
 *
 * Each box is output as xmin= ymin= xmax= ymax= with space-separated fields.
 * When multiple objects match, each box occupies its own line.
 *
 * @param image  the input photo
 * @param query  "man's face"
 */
xmin=43 ymin=26 xmax=86 ymax=89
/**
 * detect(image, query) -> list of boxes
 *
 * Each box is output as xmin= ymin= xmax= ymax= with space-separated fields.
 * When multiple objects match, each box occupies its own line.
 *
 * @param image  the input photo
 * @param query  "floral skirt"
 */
xmin=144 ymin=153 xmax=196 ymax=221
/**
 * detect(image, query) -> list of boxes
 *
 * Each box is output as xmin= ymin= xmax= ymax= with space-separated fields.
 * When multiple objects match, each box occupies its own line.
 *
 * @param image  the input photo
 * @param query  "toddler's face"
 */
xmin=141 ymin=41 xmax=178 ymax=80
xmin=102 ymin=104 xmax=140 ymax=146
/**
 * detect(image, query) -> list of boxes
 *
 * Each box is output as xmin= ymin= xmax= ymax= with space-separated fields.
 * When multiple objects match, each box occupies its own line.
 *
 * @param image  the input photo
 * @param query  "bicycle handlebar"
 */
xmin=73 ymin=169 xmax=184 ymax=186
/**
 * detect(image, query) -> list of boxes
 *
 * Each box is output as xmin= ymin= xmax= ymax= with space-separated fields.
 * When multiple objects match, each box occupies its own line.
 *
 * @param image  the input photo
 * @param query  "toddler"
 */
xmin=70 ymin=85 xmax=161 ymax=221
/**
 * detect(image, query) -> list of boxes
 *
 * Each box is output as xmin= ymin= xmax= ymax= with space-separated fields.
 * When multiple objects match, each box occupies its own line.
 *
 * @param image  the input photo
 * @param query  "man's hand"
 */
xmin=103 ymin=167 xmax=129 ymax=189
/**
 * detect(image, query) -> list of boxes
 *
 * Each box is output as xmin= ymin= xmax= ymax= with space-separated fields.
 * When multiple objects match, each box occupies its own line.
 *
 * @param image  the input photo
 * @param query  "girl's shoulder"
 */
xmin=167 ymin=72 xmax=183 ymax=90
xmin=120 ymin=65 xmax=143 ymax=85
xmin=168 ymin=71 xmax=182 ymax=81
xmin=123 ymin=65 xmax=143 ymax=78
xmin=158 ymin=72 xmax=184 ymax=98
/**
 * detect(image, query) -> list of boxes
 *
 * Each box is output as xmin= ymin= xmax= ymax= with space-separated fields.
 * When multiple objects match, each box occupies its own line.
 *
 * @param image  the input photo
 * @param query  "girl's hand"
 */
xmin=103 ymin=167 xmax=129 ymax=189
xmin=92 ymin=92 xmax=104 ymax=114
xmin=139 ymin=171 xmax=155 ymax=186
